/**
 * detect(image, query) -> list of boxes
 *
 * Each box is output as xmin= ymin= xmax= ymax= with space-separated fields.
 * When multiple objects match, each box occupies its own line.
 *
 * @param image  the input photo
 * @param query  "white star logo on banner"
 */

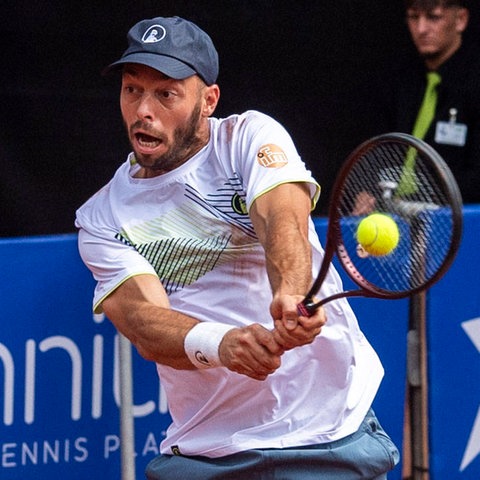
xmin=460 ymin=318 xmax=480 ymax=472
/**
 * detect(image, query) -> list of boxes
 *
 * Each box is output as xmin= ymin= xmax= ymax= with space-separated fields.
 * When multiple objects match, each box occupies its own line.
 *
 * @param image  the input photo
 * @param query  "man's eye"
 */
xmin=406 ymin=9 xmax=419 ymax=21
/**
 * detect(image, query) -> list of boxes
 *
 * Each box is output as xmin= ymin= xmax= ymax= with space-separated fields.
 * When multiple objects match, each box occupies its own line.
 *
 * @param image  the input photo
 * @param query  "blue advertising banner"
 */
xmin=427 ymin=206 xmax=480 ymax=479
xmin=0 ymin=235 xmax=171 ymax=479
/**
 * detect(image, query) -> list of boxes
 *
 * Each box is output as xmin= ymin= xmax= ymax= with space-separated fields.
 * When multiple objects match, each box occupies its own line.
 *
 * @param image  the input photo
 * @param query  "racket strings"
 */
xmin=336 ymin=141 xmax=455 ymax=295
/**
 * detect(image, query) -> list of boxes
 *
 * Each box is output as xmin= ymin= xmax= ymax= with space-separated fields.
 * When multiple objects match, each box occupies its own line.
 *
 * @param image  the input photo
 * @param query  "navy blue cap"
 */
xmin=104 ymin=16 xmax=219 ymax=85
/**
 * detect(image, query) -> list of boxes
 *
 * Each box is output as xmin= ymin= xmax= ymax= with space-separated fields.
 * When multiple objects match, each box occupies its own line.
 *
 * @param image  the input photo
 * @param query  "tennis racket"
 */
xmin=298 ymin=132 xmax=463 ymax=316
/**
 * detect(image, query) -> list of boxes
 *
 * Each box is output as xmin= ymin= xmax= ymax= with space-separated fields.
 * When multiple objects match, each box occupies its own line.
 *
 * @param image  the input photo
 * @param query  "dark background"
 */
xmin=2 ymin=1 xmax=479 ymax=237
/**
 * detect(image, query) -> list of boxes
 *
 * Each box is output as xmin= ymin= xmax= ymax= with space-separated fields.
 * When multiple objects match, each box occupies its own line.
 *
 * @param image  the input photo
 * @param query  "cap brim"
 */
xmin=102 ymin=52 xmax=197 ymax=79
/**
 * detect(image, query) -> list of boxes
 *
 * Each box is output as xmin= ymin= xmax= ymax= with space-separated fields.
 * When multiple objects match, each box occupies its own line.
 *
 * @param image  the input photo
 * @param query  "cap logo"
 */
xmin=142 ymin=25 xmax=167 ymax=43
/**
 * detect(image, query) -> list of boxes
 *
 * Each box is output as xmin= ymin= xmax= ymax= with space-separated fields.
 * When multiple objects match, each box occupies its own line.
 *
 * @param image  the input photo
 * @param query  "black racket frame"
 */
xmin=299 ymin=133 xmax=463 ymax=315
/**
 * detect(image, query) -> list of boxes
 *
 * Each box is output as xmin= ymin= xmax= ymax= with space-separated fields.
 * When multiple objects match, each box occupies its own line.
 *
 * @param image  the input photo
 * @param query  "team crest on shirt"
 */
xmin=231 ymin=193 xmax=248 ymax=215
xmin=256 ymin=144 xmax=288 ymax=168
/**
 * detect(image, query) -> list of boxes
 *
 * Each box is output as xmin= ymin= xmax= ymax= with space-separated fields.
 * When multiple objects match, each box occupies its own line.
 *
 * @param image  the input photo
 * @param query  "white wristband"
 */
xmin=184 ymin=322 xmax=235 ymax=369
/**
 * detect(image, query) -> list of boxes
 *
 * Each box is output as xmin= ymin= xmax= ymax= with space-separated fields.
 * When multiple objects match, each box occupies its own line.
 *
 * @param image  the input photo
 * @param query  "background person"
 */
xmin=382 ymin=0 xmax=480 ymax=203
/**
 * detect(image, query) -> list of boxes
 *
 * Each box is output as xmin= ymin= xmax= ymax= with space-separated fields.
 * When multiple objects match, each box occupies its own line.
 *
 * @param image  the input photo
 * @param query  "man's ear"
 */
xmin=455 ymin=7 xmax=469 ymax=34
xmin=202 ymin=84 xmax=220 ymax=117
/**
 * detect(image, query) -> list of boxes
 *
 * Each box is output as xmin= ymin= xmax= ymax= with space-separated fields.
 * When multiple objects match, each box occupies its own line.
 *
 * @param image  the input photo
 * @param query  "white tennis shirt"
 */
xmin=76 ymin=110 xmax=383 ymax=457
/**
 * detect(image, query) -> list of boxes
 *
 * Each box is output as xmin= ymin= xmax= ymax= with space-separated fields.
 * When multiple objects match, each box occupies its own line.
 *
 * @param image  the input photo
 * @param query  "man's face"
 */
xmin=120 ymin=64 xmax=213 ymax=176
xmin=406 ymin=6 xmax=468 ymax=66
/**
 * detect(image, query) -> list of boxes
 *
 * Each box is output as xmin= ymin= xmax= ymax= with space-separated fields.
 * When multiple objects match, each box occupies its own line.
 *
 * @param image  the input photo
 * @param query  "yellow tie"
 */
xmin=398 ymin=72 xmax=441 ymax=195
xmin=412 ymin=71 xmax=442 ymax=140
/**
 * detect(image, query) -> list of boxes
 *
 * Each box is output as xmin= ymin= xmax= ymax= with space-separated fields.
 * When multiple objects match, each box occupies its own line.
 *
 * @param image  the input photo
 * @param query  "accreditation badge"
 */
xmin=435 ymin=107 xmax=467 ymax=147
xmin=435 ymin=121 xmax=467 ymax=146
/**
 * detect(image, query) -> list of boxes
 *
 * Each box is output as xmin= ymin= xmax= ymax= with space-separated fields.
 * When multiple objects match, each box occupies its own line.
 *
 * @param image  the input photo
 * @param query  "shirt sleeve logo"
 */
xmin=256 ymin=144 xmax=288 ymax=168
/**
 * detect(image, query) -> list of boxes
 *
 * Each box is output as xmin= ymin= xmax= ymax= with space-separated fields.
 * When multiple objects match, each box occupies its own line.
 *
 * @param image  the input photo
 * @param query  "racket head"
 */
xmin=303 ymin=133 xmax=463 ymax=311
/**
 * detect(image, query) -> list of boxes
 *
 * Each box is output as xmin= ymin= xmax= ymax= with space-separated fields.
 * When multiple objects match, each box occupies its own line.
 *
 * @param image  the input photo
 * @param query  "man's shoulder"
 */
xmin=213 ymin=110 xmax=275 ymax=128
xmin=440 ymin=42 xmax=480 ymax=99
xmin=443 ymin=41 xmax=480 ymax=76
xmin=75 ymin=157 xmax=131 ymax=228
xmin=211 ymin=110 xmax=287 ymax=145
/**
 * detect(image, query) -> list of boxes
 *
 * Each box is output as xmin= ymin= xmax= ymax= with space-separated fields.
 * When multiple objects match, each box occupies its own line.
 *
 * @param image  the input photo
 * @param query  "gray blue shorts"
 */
xmin=145 ymin=410 xmax=400 ymax=479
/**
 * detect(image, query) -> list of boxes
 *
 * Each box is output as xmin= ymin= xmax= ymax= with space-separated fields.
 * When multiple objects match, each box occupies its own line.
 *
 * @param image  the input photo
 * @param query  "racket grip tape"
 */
xmin=297 ymin=299 xmax=317 ymax=317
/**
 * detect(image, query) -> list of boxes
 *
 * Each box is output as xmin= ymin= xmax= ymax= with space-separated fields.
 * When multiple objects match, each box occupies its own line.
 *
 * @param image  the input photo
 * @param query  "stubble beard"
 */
xmin=130 ymin=102 xmax=205 ymax=174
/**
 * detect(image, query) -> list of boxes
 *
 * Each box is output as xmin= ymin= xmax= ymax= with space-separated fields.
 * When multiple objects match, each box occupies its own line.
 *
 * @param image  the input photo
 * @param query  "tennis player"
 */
xmin=75 ymin=16 xmax=399 ymax=479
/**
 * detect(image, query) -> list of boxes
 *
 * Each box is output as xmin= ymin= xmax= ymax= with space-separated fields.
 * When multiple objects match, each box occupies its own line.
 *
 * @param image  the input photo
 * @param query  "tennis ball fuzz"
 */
xmin=356 ymin=213 xmax=400 ymax=256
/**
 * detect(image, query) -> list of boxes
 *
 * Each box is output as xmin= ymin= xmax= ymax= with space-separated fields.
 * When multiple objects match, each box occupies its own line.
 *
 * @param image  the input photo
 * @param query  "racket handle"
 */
xmin=297 ymin=299 xmax=317 ymax=317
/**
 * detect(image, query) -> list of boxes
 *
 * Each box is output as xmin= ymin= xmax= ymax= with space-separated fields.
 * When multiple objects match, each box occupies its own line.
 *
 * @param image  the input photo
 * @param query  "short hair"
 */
xmin=404 ymin=0 xmax=467 ymax=9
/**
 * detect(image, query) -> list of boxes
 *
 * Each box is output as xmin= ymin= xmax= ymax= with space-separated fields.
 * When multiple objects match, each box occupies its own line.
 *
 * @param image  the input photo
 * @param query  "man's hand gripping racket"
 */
xmin=298 ymin=133 xmax=463 ymax=317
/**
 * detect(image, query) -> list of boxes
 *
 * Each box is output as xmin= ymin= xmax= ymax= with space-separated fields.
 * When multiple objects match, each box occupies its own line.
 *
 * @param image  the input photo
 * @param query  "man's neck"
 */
xmin=424 ymin=38 xmax=462 ymax=71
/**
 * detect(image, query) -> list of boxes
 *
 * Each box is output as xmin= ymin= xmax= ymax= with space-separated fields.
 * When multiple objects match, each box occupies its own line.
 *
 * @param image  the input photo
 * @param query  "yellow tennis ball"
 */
xmin=356 ymin=213 xmax=400 ymax=256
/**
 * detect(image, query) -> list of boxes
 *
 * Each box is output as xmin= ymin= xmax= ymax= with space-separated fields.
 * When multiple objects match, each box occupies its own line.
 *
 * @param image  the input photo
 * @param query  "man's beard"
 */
xmin=130 ymin=102 xmax=204 ymax=173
